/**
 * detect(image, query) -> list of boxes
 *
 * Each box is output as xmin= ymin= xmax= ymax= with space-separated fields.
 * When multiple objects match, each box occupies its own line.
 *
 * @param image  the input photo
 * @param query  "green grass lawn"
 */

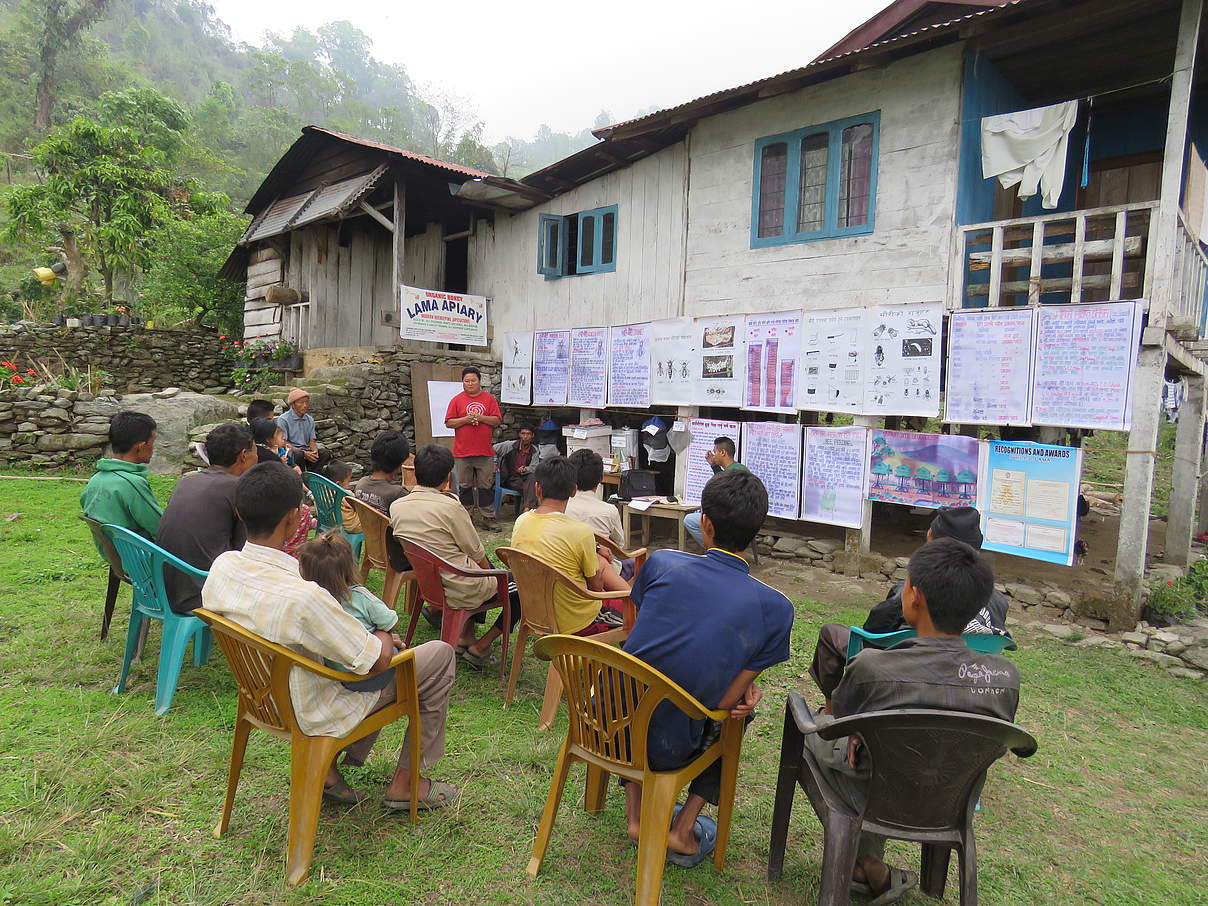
xmin=0 ymin=475 xmax=1204 ymax=906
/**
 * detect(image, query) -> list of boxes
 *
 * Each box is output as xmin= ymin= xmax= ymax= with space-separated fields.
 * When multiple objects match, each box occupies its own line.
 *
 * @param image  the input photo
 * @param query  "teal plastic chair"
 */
xmin=845 ymin=626 xmax=1017 ymax=662
xmin=104 ymin=524 xmax=213 ymax=716
xmin=303 ymin=472 xmax=349 ymax=534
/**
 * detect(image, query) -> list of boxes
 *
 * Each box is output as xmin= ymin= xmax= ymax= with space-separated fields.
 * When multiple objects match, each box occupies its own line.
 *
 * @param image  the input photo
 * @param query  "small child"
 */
xmin=251 ymin=417 xmax=291 ymax=467
xmin=297 ymin=531 xmax=401 ymax=694
xmin=326 ymin=460 xmax=362 ymax=536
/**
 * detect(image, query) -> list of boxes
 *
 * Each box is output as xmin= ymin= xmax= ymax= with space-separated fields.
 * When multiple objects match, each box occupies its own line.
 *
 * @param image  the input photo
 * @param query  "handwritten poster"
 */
xmin=608 ymin=322 xmax=652 ymax=408
xmin=1031 ymin=301 xmax=1141 ymax=430
xmin=799 ymin=308 xmax=866 ymax=413
xmin=801 ymin=426 xmax=869 ymax=528
xmin=862 ymin=303 xmax=943 ymax=417
xmin=978 ymin=441 xmax=1084 ymax=565
xmin=693 ymin=315 xmax=747 ymax=407
xmin=740 ymin=421 xmax=803 ymax=520
xmin=867 ymin=429 xmax=981 ymax=509
xmin=743 ymin=311 xmax=803 ymax=414
xmin=650 ymin=317 xmax=696 ymax=406
xmin=501 ymin=331 xmax=533 ymax=405
xmin=944 ymin=309 xmax=1035 ymax=426
xmin=533 ymin=330 xmax=570 ymax=405
xmin=683 ymin=417 xmax=741 ymax=505
xmin=567 ymin=327 xmax=609 ymax=407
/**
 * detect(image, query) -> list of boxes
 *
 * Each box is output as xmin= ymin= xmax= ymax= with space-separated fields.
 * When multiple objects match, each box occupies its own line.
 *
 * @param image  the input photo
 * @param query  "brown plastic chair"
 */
xmin=767 ymin=692 xmax=1038 ymax=905
xmin=194 ymin=608 xmax=422 ymax=887
xmin=593 ymin=532 xmax=648 ymax=581
xmin=397 ymin=536 xmax=511 ymax=679
xmin=528 ymin=634 xmax=744 ymax=906
xmin=347 ymin=497 xmax=416 ymax=611
xmin=495 ymin=545 xmax=639 ymax=730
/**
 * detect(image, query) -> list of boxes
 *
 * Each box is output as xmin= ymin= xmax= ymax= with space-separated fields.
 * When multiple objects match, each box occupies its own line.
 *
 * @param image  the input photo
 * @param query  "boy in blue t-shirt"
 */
xmin=623 ymin=469 xmax=794 ymax=866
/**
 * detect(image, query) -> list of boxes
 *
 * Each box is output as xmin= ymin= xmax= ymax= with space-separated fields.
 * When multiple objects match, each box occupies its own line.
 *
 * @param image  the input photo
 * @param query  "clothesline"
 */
xmin=958 ymin=73 xmax=1174 ymax=125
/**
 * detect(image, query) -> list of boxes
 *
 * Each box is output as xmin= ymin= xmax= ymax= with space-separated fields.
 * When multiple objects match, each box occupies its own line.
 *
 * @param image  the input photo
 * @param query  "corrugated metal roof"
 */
xmin=242 ymin=164 xmax=390 ymax=243
xmin=303 ymin=126 xmax=491 ymax=179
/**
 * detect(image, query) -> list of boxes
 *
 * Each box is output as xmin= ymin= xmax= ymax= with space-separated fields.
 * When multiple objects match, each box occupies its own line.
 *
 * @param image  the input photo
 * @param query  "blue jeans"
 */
xmin=684 ymin=509 xmax=704 ymax=547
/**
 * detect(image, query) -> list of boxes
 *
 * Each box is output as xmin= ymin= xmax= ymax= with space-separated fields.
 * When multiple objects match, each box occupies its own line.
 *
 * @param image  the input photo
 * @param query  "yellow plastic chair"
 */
xmin=528 ymin=635 xmax=745 ymax=906
xmin=194 ymin=608 xmax=421 ymax=887
xmin=348 ymin=497 xmax=416 ymax=611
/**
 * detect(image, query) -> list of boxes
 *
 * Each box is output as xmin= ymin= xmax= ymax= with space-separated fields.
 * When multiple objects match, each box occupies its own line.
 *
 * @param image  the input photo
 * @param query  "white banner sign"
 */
xmin=427 ymin=380 xmax=462 ymax=438
xmin=608 ymin=323 xmax=652 ymax=408
xmin=650 ymin=317 xmax=695 ymax=406
xmin=400 ymin=285 xmax=487 ymax=346
xmin=501 ymin=331 xmax=533 ymax=405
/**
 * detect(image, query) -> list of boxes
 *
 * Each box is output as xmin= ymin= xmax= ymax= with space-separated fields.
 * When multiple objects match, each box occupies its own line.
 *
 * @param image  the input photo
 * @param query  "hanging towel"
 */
xmin=981 ymin=100 xmax=1079 ymax=209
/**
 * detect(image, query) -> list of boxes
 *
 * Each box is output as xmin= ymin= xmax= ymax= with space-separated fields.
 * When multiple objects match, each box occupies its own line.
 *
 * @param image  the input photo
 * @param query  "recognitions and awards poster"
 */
xmin=533 ymin=329 xmax=570 ymax=405
xmin=944 ymin=309 xmax=1035 ymax=426
xmin=862 ymin=303 xmax=943 ymax=417
xmin=799 ymin=308 xmax=866 ymax=413
xmin=693 ymin=315 xmax=747 ymax=407
xmin=740 ymin=421 xmax=803 ymax=520
xmin=867 ymin=429 xmax=980 ymax=509
xmin=608 ymin=322 xmax=652 ymax=408
xmin=501 ymin=331 xmax=533 ymax=405
xmin=978 ymin=441 xmax=1084 ymax=565
xmin=801 ymin=426 xmax=870 ymax=528
xmin=743 ymin=311 xmax=803 ymax=414
xmin=683 ymin=417 xmax=741 ymax=505
xmin=567 ymin=327 xmax=608 ymax=408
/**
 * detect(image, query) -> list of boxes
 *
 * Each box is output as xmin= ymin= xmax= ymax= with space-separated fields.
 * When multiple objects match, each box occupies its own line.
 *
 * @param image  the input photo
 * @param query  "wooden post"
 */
xmin=391 ymin=177 xmax=406 ymax=338
xmin=845 ymin=415 xmax=877 ymax=554
xmin=1114 ymin=0 xmax=1202 ymax=621
xmin=673 ymin=406 xmax=699 ymax=500
xmin=1167 ymin=375 xmax=1206 ymax=566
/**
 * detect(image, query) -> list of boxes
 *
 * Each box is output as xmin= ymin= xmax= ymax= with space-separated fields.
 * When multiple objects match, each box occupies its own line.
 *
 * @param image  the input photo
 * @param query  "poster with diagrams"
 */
xmin=683 ymin=417 xmax=742 ymax=505
xmin=799 ymin=308 xmax=865 ymax=413
xmin=862 ymin=303 xmax=943 ymax=417
xmin=743 ymin=311 xmax=803 ymax=414
xmin=867 ymin=429 xmax=980 ymax=509
xmin=649 ymin=318 xmax=695 ymax=406
xmin=801 ymin=426 xmax=870 ymax=528
xmin=567 ymin=327 xmax=609 ymax=408
xmin=1030 ymin=300 xmax=1141 ymax=431
xmin=500 ymin=331 xmax=534 ymax=405
xmin=978 ymin=440 xmax=1084 ymax=565
xmin=944 ymin=309 xmax=1035 ymax=426
xmin=739 ymin=421 xmax=803 ymax=520
xmin=607 ymin=322 xmax=652 ymax=408
xmin=533 ymin=329 xmax=570 ymax=405
xmin=693 ymin=315 xmax=747 ymax=407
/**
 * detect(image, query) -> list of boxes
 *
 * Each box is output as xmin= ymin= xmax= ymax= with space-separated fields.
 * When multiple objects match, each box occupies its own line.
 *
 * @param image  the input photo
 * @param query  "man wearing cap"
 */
xmin=807 ymin=506 xmax=1011 ymax=711
xmin=278 ymin=388 xmax=330 ymax=474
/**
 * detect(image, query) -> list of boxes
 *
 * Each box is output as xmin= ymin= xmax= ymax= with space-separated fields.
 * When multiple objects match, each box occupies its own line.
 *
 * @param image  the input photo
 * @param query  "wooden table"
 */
xmin=601 ymin=471 xmax=621 ymax=491
xmin=621 ymin=501 xmax=697 ymax=551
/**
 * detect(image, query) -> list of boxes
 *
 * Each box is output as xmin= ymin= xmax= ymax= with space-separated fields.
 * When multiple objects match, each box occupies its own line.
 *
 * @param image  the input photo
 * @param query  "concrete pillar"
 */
xmin=1166 ymin=375 xmax=1206 ymax=566
xmin=844 ymin=415 xmax=878 ymax=554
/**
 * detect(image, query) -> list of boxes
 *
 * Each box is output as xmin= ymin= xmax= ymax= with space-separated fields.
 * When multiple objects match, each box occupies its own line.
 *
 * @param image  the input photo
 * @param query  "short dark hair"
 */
xmin=461 ymin=366 xmax=481 ymax=379
xmin=568 ymin=448 xmax=604 ymax=492
xmin=326 ymin=461 xmax=353 ymax=484
xmin=701 ymin=469 xmax=766 ymax=552
xmin=713 ymin=436 xmax=736 ymax=458
xmin=370 ymin=431 xmax=411 ymax=473
xmin=906 ymin=538 xmax=995 ymax=634
xmin=109 ymin=411 xmax=157 ymax=453
xmin=246 ymin=399 xmax=274 ymax=421
xmin=534 ymin=455 xmax=577 ymax=501
xmin=205 ymin=423 xmax=253 ymax=467
xmin=519 ymin=425 xmax=536 ymax=435
xmin=414 ymin=444 xmax=455 ymax=487
xmin=236 ymin=462 xmax=303 ymax=537
xmin=250 ymin=417 xmax=280 ymax=446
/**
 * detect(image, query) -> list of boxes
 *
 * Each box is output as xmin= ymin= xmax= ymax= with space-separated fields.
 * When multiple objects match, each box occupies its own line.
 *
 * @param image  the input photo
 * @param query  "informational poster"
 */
xmin=427 ymin=380 xmax=462 ymax=438
xmin=1031 ymin=301 xmax=1141 ymax=430
xmin=400 ymin=285 xmax=488 ymax=346
xmin=867 ymin=429 xmax=980 ymax=509
xmin=533 ymin=329 xmax=570 ymax=405
xmin=743 ymin=311 xmax=803 ymax=414
xmin=801 ymin=426 xmax=870 ymax=528
xmin=799 ymin=308 xmax=866 ymax=413
xmin=608 ymin=322 xmax=652 ymax=408
xmin=567 ymin=327 xmax=609 ymax=408
xmin=683 ymin=417 xmax=741 ymax=505
xmin=978 ymin=441 xmax=1084 ymax=565
xmin=740 ymin=421 xmax=803 ymax=520
xmin=693 ymin=315 xmax=747 ymax=407
xmin=944 ymin=309 xmax=1035 ymax=426
xmin=650 ymin=317 xmax=695 ymax=406
xmin=862 ymin=303 xmax=944 ymax=417
xmin=501 ymin=331 xmax=533 ymax=405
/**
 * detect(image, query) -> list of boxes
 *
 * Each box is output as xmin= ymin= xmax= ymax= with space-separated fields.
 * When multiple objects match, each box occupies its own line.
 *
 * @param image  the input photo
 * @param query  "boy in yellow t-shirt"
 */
xmin=510 ymin=456 xmax=632 ymax=634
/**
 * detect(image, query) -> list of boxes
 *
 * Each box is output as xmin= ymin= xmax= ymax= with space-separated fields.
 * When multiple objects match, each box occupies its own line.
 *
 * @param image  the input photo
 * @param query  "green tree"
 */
xmin=97 ymin=87 xmax=189 ymax=160
xmin=26 ymin=0 xmax=115 ymax=129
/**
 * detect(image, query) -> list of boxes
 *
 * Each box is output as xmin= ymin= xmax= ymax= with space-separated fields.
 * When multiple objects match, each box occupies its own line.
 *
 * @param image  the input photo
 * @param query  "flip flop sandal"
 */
xmin=384 ymin=779 xmax=459 ymax=812
xmin=868 ymin=867 xmax=918 ymax=905
xmin=850 ymin=880 xmax=874 ymax=898
xmin=322 ymin=778 xmax=366 ymax=805
xmin=461 ymin=649 xmax=498 ymax=670
xmin=665 ymin=813 xmax=717 ymax=868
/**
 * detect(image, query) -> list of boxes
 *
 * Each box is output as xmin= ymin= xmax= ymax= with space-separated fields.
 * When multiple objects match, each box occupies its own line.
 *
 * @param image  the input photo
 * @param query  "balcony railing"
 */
xmin=282 ymin=302 xmax=312 ymax=352
xmin=1172 ymin=208 xmax=1208 ymax=335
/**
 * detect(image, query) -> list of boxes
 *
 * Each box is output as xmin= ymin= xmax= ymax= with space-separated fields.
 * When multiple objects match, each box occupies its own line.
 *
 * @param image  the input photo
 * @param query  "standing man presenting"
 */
xmin=444 ymin=366 xmax=502 ymax=531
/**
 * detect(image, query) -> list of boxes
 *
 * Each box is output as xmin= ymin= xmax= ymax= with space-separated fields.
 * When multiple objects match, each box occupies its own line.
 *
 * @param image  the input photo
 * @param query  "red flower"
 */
xmin=25 ymin=369 xmax=34 ymax=375
xmin=1 ymin=361 xmax=15 ymax=370
xmin=11 ymin=376 xmax=24 ymax=384
xmin=1167 ymin=580 xmax=1174 ymax=586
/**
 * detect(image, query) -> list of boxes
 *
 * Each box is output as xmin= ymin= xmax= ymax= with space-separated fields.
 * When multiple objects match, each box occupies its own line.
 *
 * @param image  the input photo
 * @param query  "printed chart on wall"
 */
xmin=533 ymin=330 xmax=570 ymax=405
xmin=694 ymin=315 xmax=747 ymax=407
xmin=650 ymin=318 xmax=695 ymax=406
xmin=944 ymin=309 xmax=1035 ymax=426
xmin=1030 ymin=301 xmax=1142 ymax=430
xmin=978 ymin=441 xmax=1084 ymax=565
xmin=501 ymin=331 xmax=533 ymax=405
xmin=867 ymin=429 xmax=980 ymax=509
xmin=862 ymin=303 xmax=943 ymax=417
xmin=608 ymin=323 xmax=652 ymax=407
xmin=567 ymin=327 xmax=609 ymax=408
xmin=801 ymin=426 xmax=870 ymax=528
xmin=683 ymin=417 xmax=741 ymax=505
xmin=740 ymin=421 xmax=803 ymax=519
xmin=799 ymin=308 xmax=865 ymax=413
xmin=743 ymin=311 xmax=802 ymax=414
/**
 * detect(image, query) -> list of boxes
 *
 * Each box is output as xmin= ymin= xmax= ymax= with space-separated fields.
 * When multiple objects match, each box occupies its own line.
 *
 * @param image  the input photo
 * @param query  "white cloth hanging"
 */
xmin=981 ymin=100 xmax=1079 ymax=209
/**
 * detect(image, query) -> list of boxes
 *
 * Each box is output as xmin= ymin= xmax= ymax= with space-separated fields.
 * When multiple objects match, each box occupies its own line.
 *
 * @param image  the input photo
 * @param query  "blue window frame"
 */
xmin=750 ymin=111 xmax=880 ymax=248
xmin=536 ymin=205 xmax=618 ymax=278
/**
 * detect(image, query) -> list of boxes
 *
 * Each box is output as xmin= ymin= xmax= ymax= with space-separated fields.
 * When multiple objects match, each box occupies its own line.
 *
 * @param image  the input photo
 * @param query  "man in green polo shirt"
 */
xmin=684 ymin=436 xmax=746 ymax=548
xmin=81 ymin=410 xmax=162 ymax=542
